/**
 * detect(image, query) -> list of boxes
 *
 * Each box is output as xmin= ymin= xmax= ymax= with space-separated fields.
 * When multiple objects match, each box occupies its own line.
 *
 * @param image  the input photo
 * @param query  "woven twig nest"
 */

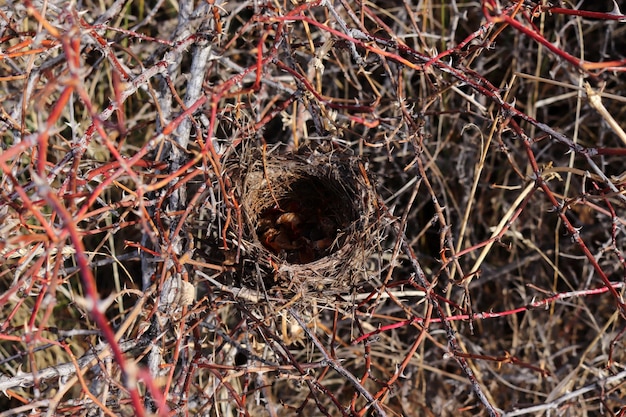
xmin=233 ymin=149 xmax=378 ymax=294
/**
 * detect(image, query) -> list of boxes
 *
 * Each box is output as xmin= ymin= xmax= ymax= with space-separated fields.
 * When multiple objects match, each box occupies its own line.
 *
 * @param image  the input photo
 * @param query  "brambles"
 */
xmin=1 ymin=0 xmax=626 ymax=416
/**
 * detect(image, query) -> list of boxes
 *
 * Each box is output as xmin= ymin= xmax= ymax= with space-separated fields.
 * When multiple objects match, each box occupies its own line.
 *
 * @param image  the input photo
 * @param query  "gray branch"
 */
xmin=0 ymin=339 xmax=141 ymax=394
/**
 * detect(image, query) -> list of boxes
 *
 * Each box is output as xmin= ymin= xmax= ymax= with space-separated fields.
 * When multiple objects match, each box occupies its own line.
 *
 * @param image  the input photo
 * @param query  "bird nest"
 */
xmin=231 ymin=149 xmax=379 ymax=295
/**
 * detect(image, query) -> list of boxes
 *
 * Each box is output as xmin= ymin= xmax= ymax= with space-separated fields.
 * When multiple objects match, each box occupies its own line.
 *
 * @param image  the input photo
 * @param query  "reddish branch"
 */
xmin=354 ymin=282 xmax=625 ymax=344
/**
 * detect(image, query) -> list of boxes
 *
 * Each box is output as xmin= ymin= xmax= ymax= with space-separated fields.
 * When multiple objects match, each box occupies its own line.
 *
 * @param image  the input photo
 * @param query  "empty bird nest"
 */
xmin=225 ymin=147 xmax=381 ymax=296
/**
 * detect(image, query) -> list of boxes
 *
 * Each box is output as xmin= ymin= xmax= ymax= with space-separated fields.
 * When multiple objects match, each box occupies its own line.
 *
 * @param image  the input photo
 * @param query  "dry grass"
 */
xmin=1 ymin=0 xmax=626 ymax=416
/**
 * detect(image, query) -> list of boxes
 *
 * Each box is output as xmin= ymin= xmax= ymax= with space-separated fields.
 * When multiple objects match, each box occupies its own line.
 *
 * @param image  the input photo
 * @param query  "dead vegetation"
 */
xmin=1 ymin=0 xmax=626 ymax=416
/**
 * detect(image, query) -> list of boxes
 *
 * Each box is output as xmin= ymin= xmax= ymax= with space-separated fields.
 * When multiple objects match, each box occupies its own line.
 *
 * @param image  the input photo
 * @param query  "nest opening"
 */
xmin=253 ymin=175 xmax=356 ymax=264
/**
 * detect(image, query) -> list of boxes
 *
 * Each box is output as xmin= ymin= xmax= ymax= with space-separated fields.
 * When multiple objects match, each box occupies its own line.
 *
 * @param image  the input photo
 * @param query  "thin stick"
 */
xmin=288 ymin=308 xmax=389 ymax=417
xmin=585 ymin=82 xmax=626 ymax=147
